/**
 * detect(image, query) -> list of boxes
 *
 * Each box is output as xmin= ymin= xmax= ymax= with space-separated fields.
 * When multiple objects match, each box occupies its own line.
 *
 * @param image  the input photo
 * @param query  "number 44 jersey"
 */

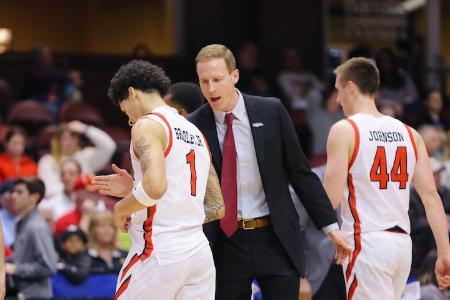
xmin=129 ymin=106 xmax=211 ymax=265
xmin=341 ymin=113 xmax=417 ymax=238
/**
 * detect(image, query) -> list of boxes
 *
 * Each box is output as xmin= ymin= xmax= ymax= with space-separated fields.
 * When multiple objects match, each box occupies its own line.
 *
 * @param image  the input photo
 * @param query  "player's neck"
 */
xmin=350 ymin=95 xmax=382 ymax=117
xmin=139 ymin=94 xmax=169 ymax=116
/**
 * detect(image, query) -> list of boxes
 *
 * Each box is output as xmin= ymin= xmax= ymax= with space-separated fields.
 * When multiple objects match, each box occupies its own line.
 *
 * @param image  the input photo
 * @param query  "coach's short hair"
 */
xmin=108 ymin=60 xmax=171 ymax=105
xmin=334 ymin=57 xmax=380 ymax=96
xmin=195 ymin=44 xmax=236 ymax=73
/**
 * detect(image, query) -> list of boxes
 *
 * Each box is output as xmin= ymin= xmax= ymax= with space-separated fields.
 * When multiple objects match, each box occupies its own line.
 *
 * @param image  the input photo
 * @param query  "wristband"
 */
xmin=132 ymin=181 xmax=158 ymax=207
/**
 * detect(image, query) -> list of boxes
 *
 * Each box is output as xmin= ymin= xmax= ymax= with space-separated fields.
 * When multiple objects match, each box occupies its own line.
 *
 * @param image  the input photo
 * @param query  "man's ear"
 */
xmin=128 ymin=87 xmax=137 ymax=99
xmin=348 ymin=81 xmax=359 ymax=95
xmin=178 ymin=108 xmax=188 ymax=116
xmin=231 ymin=69 xmax=239 ymax=85
xmin=30 ymin=192 xmax=41 ymax=205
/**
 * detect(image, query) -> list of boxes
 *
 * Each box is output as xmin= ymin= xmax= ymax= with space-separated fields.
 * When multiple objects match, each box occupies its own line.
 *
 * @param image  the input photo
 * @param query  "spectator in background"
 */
xmin=38 ymin=120 xmax=116 ymax=198
xmin=54 ymin=190 xmax=96 ymax=237
xmin=236 ymin=41 xmax=260 ymax=90
xmin=39 ymin=158 xmax=82 ymax=221
xmin=87 ymin=211 xmax=126 ymax=275
xmin=56 ymin=225 xmax=91 ymax=284
xmin=63 ymin=69 xmax=84 ymax=104
xmin=306 ymin=88 xmax=344 ymax=157
xmin=5 ymin=178 xmax=57 ymax=300
xmin=277 ymin=47 xmax=323 ymax=110
xmin=0 ymin=126 xmax=37 ymax=184
xmin=418 ymin=125 xmax=445 ymax=159
xmin=409 ymin=158 xmax=450 ymax=273
xmin=235 ymin=41 xmax=271 ymax=96
xmin=418 ymin=251 xmax=449 ymax=300
xmin=375 ymin=48 xmax=418 ymax=105
xmin=415 ymin=89 xmax=450 ymax=131
xmin=163 ymin=82 xmax=205 ymax=116
xmin=0 ymin=79 xmax=14 ymax=122
xmin=20 ymin=45 xmax=68 ymax=117
xmin=0 ymin=180 xmax=18 ymax=247
xmin=419 ymin=125 xmax=450 ymax=189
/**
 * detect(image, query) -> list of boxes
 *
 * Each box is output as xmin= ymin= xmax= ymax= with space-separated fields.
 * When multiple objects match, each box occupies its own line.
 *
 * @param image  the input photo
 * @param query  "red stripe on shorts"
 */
xmin=114 ymin=275 xmax=131 ymax=300
xmin=348 ymin=275 xmax=358 ymax=300
xmin=120 ymin=253 xmax=139 ymax=281
xmin=140 ymin=206 xmax=156 ymax=261
xmin=345 ymin=174 xmax=362 ymax=282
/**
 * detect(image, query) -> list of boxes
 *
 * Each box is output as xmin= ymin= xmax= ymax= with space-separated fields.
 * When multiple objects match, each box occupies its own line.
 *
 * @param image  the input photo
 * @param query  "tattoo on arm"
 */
xmin=135 ymin=136 xmax=152 ymax=172
xmin=204 ymin=164 xmax=225 ymax=223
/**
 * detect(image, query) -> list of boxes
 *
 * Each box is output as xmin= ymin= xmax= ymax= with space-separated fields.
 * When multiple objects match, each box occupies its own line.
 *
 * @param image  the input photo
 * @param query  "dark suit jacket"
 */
xmin=187 ymin=93 xmax=337 ymax=276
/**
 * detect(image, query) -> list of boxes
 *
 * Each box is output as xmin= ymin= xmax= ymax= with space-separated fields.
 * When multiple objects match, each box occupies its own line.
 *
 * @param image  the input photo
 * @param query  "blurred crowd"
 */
xmin=0 ymin=42 xmax=449 ymax=299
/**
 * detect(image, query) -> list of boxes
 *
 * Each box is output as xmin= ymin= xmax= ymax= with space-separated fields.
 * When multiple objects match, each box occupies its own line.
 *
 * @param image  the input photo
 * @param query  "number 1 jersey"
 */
xmin=341 ymin=113 xmax=417 ymax=238
xmin=129 ymin=106 xmax=210 ymax=265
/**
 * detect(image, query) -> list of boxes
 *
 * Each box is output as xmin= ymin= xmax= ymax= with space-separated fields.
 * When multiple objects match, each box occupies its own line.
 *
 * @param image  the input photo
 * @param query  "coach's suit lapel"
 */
xmin=200 ymin=105 xmax=222 ymax=176
xmin=243 ymin=94 xmax=265 ymax=177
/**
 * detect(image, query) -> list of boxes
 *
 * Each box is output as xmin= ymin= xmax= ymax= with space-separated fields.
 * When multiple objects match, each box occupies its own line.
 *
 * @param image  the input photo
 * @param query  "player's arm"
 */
xmin=204 ymin=163 xmax=225 ymax=223
xmin=114 ymin=119 xmax=167 ymax=230
xmin=323 ymin=120 xmax=354 ymax=209
xmin=411 ymin=128 xmax=450 ymax=288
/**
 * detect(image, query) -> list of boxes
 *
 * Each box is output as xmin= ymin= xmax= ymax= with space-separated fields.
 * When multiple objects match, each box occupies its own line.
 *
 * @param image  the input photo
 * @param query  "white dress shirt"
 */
xmin=213 ymin=90 xmax=269 ymax=220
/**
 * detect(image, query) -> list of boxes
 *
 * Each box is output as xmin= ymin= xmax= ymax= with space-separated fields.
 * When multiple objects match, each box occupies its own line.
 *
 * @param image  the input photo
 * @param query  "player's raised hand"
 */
xmin=435 ymin=252 xmax=450 ymax=289
xmin=92 ymin=164 xmax=134 ymax=197
xmin=328 ymin=230 xmax=353 ymax=265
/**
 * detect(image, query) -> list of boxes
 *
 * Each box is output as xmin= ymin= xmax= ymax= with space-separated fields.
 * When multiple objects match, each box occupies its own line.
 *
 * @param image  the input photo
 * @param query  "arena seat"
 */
xmin=59 ymin=102 xmax=105 ymax=127
xmin=7 ymin=100 xmax=53 ymax=126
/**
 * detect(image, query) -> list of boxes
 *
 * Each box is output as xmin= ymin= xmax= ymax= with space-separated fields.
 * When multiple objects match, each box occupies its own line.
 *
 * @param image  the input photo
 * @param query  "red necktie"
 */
xmin=220 ymin=113 xmax=238 ymax=237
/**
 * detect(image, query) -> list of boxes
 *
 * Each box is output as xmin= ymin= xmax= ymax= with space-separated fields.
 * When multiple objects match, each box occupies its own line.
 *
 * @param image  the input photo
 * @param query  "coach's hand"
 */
xmin=328 ymin=230 xmax=353 ymax=265
xmin=435 ymin=252 xmax=450 ymax=289
xmin=93 ymin=164 xmax=134 ymax=197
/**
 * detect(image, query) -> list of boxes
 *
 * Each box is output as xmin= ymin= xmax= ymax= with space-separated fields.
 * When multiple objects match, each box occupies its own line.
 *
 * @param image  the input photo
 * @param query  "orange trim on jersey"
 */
xmin=150 ymin=112 xmax=173 ymax=157
xmin=114 ymin=275 xmax=131 ymax=300
xmin=120 ymin=254 xmax=139 ymax=281
xmin=139 ymin=206 xmax=157 ymax=261
xmin=348 ymin=276 xmax=358 ymax=300
xmin=345 ymin=119 xmax=360 ymax=169
xmin=345 ymin=174 xmax=362 ymax=282
xmin=404 ymin=124 xmax=418 ymax=160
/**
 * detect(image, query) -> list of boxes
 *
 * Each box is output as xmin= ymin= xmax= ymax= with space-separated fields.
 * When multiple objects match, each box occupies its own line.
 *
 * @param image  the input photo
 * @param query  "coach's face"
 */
xmin=197 ymin=58 xmax=239 ymax=112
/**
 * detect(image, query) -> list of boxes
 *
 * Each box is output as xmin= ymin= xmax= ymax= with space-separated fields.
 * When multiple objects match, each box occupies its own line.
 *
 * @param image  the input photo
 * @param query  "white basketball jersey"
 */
xmin=128 ymin=106 xmax=210 ymax=265
xmin=341 ymin=113 xmax=417 ymax=238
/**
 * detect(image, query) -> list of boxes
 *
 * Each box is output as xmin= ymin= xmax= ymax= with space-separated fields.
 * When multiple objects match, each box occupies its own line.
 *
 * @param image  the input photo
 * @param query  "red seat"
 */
xmin=7 ymin=100 xmax=54 ymax=125
xmin=60 ymin=102 xmax=104 ymax=126
xmin=0 ymin=124 xmax=9 ymax=144
xmin=101 ymin=126 xmax=131 ymax=153
xmin=37 ymin=124 xmax=59 ymax=155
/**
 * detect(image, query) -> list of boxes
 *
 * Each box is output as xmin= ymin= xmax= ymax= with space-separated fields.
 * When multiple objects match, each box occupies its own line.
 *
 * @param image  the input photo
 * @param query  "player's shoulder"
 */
xmin=330 ymin=118 xmax=355 ymax=135
xmin=132 ymin=115 xmax=166 ymax=139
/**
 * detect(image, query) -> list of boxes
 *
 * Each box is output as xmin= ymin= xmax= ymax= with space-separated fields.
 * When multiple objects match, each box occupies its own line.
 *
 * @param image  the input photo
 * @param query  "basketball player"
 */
xmin=96 ymin=60 xmax=224 ymax=300
xmin=323 ymin=57 xmax=450 ymax=300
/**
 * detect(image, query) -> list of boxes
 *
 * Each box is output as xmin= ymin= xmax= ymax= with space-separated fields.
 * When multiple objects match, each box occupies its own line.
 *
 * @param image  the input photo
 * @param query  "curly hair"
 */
xmin=107 ymin=60 xmax=171 ymax=105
